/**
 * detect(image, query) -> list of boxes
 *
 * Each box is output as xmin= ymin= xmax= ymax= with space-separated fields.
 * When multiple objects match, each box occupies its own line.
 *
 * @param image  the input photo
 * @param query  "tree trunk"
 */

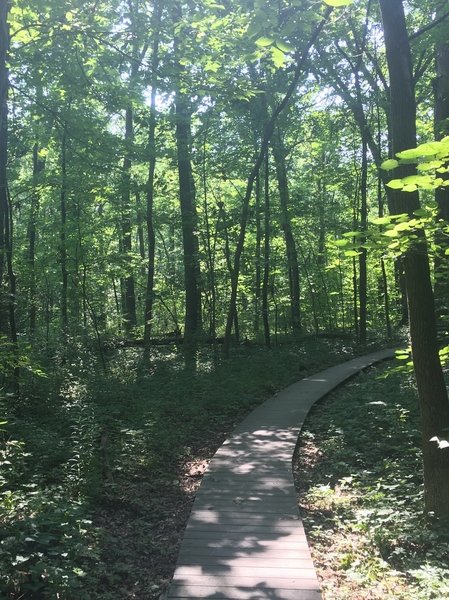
xmin=175 ymin=92 xmax=201 ymax=352
xmin=434 ymin=37 xmax=449 ymax=328
xmin=262 ymin=150 xmax=271 ymax=348
xmin=379 ymin=0 xmax=449 ymax=517
xmin=202 ymin=129 xmax=217 ymax=342
xmin=121 ymin=105 xmax=138 ymax=334
xmin=144 ymin=0 xmax=161 ymax=346
xmin=222 ymin=10 xmax=331 ymax=356
xmin=272 ymin=129 xmax=301 ymax=332
xmin=0 ymin=1 xmax=9 ymax=336
xmin=28 ymin=143 xmax=45 ymax=337
xmin=377 ymin=169 xmax=392 ymax=338
xmin=60 ymin=123 xmax=68 ymax=336
xmin=358 ymin=136 xmax=368 ymax=344
xmin=254 ymin=170 xmax=262 ymax=335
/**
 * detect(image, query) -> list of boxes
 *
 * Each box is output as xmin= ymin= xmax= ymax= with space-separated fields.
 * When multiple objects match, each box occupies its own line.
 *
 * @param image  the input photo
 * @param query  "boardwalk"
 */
xmin=166 ymin=349 xmax=394 ymax=600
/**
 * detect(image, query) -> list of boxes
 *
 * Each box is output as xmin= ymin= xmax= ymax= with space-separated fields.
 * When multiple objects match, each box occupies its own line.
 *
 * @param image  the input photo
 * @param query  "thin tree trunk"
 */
xmin=223 ymin=10 xmax=331 ymax=355
xmin=380 ymin=0 xmax=449 ymax=517
xmin=272 ymin=129 xmax=301 ymax=332
xmin=121 ymin=104 xmax=138 ymax=333
xmin=136 ymin=191 xmax=145 ymax=276
xmin=338 ymin=260 xmax=346 ymax=331
xmin=358 ymin=135 xmax=368 ymax=344
xmin=0 ymin=1 xmax=9 ymax=336
xmin=352 ymin=256 xmax=359 ymax=339
xmin=60 ymin=122 xmax=68 ymax=336
xmin=377 ymin=164 xmax=392 ymax=338
xmin=262 ymin=150 xmax=270 ymax=348
xmin=254 ymin=171 xmax=261 ymax=335
xmin=298 ymin=244 xmax=319 ymax=334
xmin=5 ymin=187 xmax=18 ymax=389
xmin=202 ymin=132 xmax=216 ymax=342
xmin=27 ymin=143 xmax=44 ymax=337
xmin=144 ymin=0 xmax=161 ymax=346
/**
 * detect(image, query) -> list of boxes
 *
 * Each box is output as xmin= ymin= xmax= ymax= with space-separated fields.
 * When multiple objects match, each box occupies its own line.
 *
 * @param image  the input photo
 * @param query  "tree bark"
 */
xmin=254 ymin=172 xmax=261 ymax=335
xmin=358 ymin=135 xmax=368 ymax=344
xmin=379 ymin=0 xmax=449 ymax=517
xmin=262 ymin=150 xmax=271 ymax=348
xmin=272 ymin=129 xmax=301 ymax=332
xmin=172 ymin=6 xmax=202 ymax=362
xmin=60 ymin=122 xmax=68 ymax=336
xmin=28 ymin=143 xmax=45 ymax=337
xmin=434 ymin=36 xmax=449 ymax=326
xmin=0 ymin=0 xmax=9 ymax=336
xmin=144 ymin=0 xmax=162 ymax=346
xmin=121 ymin=104 xmax=138 ymax=334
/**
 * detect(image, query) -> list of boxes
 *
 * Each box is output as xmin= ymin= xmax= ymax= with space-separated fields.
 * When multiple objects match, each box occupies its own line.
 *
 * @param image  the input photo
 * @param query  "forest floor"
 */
xmin=294 ymin=362 xmax=449 ymax=600
xmin=1 ymin=337 xmax=448 ymax=599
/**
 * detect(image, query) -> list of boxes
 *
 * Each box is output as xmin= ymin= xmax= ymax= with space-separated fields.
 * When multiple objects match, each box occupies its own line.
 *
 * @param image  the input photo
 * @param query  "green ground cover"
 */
xmin=1 ymin=337 xmax=361 ymax=599
xmin=295 ymin=364 xmax=449 ymax=600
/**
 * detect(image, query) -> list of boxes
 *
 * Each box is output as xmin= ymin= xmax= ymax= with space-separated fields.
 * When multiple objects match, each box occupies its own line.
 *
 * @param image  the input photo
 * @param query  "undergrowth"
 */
xmin=295 ymin=364 xmax=449 ymax=600
xmin=1 ymin=337 xmax=362 ymax=599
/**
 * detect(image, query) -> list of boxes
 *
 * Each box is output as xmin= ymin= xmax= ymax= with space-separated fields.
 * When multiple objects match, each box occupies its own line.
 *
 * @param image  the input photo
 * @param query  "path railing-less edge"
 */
xmin=165 ymin=349 xmax=395 ymax=600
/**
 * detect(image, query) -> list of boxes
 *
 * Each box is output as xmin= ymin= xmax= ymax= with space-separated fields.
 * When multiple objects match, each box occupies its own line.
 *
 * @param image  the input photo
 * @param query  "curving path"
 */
xmin=166 ymin=348 xmax=395 ymax=600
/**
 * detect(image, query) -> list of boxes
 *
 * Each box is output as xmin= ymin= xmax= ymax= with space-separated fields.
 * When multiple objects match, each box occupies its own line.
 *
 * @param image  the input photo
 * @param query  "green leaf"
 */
xmin=271 ymin=46 xmax=286 ymax=68
xmin=386 ymin=179 xmax=404 ymax=190
xmin=380 ymin=159 xmax=399 ymax=171
xmin=344 ymin=250 xmax=359 ymax=257
xmin=372 ymin=216 xmax=391 ymax=225
xmin=342 ymin=231 xmax=363 ymax=237
xmin=322 ymin=0 xmax=353 ymax=5
xmin=333 ymin=239 xmax=349 ymax=247
xmin=255 ymin=36 xmax=274 ymax=47
xmin=275 ymin=40 xmax=295 ymax=53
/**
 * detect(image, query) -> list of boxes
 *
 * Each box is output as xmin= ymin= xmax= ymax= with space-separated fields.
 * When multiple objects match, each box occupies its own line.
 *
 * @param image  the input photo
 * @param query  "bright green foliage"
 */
xmin=1 ymin=0 xmax=448 ymax=596
xmin=382 ymin=137 xmax=449 ymax=191
xmin=323 ymin=0 xmax=353 ymax=5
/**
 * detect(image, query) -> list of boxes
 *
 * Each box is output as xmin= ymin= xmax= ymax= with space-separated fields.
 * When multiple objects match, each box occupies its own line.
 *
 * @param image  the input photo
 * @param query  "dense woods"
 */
xmin=1 ymin=0 xmax=449 ymax=598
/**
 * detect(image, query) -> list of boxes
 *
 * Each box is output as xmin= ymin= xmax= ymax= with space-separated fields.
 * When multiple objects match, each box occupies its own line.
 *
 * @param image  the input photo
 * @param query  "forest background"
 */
xmin=1 ymin=0 xmax=449 ymax=598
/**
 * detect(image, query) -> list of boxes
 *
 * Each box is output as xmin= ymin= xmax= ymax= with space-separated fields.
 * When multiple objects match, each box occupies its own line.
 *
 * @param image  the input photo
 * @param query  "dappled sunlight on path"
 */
xmin=165 ymin=349 xmax=394 ymax=600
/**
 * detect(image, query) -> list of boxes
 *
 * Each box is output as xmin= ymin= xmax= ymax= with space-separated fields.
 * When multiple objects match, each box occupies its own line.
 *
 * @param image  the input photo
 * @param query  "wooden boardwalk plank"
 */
xmin=165 ymin=349 xmax=394 ymax=600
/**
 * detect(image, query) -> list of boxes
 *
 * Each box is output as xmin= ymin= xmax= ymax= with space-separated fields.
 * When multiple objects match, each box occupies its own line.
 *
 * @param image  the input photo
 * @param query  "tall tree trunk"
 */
xmin=358 ymin=135 xmax=368 ymax=344
xmin=0 ymin=0 xmax=9 ymax=336
xmin=172 ymin=6 xmax=202 ymax=360
xmin=60 ymin=123 xmax=68 ymax=336
xmin=28 ymin=143 xmax=45 ymax=337
xmin=175 ymin=94 xmax=201 ymax=349
xmin=121 ymin=105 xmax=137 ymax=334
xmin=254 ymin=172 xmax=262 ymax=335
xmin=377 ymin=167 xmax=392 ymax=338
xmin=202 ymin=130 xmax=216 ymax=342
xmin=434 ymin=36 xmax=449 ymax=328
xmin=272 ymin=129 xmax=301 ymax=332
xmin=379 ymin=0 xmax=449 ymax=517
xmin=262 ymin=150 xmax=271 ymax=348
xmin=316 ymin=48 xmax=409 ymax=324
xmin=222 ymin=10 xmax=331 ymax=356
xmin=144 ymin=0 xmax=161 ymax=346
xmin=0 ymin=4 xmax=17 ymax=389
xmin=136 ymin=191 xmax=145 ymax=276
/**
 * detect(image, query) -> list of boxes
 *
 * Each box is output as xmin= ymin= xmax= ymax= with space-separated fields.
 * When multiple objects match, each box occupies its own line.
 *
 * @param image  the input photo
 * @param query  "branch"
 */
xmin=409 ymin=9 xmax=449 ymax=41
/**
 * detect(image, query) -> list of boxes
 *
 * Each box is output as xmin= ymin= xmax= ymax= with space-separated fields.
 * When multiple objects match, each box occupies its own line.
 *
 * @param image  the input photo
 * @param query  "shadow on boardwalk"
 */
xmin=165 ymin=349 xmax=394 ymax=600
